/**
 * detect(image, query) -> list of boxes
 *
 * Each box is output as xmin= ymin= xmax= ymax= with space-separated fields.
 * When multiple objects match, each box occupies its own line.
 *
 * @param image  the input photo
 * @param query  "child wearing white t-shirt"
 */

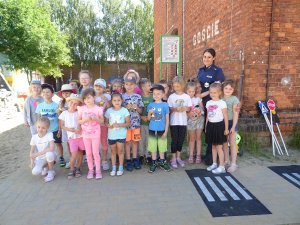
xmin=59 ymin=94 xmax=84 ymax=179
xmin=205 ymin=83 xmax=229 ymax=174
xmin=30 ymin=117 xmax=56 ymax=182
xmin=168 ymin=77 xmax=192 ymax=169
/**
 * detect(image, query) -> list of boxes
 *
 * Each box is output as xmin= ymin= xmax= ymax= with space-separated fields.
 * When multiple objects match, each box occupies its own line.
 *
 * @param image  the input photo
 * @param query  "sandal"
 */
xmin=195 ymin=155 xmax=201 ymax=164
xmin=75 ymin=168 xmax=82 ymax=178
xmin=188 ymin=156 xmax=194 ymax=164
xmin=67 ymin=171 xmax=75 ymax=179
xmin=227 ymin=164 xmax=238 ymax=173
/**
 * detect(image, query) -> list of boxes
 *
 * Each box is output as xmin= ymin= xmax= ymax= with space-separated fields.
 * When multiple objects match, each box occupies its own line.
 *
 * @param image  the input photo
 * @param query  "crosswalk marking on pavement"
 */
xmin=205 ymin=177 xmax=228 ymax=201
xmin=194 ymin=177 xmax=215 ymax=202
xmin=187 ymin=169 xmax=271 ymax=217
xmin=269 ymin=165 xmax=300 ymax=189
xmin=193 ymin=176 xmax=252 ymax=201
xmin=215 ymin=176 xmax=240 ymax=201
xmin=225 ymin=176 xmax=253 ymax=200
xmin=282 ymin=173 xmax=300 ymax=186
xmin=292 ymin=173 xmax=300 ymax=179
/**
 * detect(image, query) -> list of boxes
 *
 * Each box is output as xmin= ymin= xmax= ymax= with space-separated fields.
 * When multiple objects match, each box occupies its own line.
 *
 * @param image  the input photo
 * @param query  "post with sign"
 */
xmin=267 ymin=99 xmax=276 ymax=156
xmin=267 ymin=99 xmax=289 ymax=156
xmin=258 ymin=101 xmax=283 ymax=156
xmin=160 ymin=35 xmax=181 ymax=80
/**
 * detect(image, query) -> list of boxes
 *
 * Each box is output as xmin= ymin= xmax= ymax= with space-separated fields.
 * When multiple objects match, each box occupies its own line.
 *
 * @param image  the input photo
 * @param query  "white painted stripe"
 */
xmin=225 ymin=176 xmax=253 ymax=200
xmin=205 ymin=177 xmax=228 ymax=201
xmin=282 ymin=173 xmax=300 ymax=186
xmin=194 ymin=177 xmax=215 ymax=202
xmin=292 ymin=173 xmax=300 ymax=180
xmin=215 ymin=176 xmax=240 ymax=201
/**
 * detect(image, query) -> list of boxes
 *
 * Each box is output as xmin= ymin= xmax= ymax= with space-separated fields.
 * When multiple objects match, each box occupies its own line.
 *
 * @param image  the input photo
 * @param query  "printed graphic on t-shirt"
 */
xmin=175 ymin=99 xmax=185 ymax=107
xmin=150 ymin=107 xmax=163 ymax=121
xmin=207 ymin=105 xmax=218 ymax=118
xmin=41 ymin=108 xmax=57 ymax=121
xmin=82 ymin=111 xmax=98 ymax=135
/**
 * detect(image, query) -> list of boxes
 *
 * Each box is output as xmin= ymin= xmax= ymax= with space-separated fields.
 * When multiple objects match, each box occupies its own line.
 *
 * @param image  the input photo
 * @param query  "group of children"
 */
xmin=25 ymin=69 xmax=240 ymax=182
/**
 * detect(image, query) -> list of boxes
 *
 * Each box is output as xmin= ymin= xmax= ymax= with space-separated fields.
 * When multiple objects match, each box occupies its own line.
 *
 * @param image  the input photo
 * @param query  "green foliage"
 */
xmin=239 ymin=131 xmax=261 ymax=155
xmin=50 ymin=0 xmax=106 ymax=68
xmin=0 ymin=0 xmax=71 ymax=77
xmin=289 ymin=125 xmax=300 ymax=149
xmin=99 ymin=0 xmax=153 ymax=63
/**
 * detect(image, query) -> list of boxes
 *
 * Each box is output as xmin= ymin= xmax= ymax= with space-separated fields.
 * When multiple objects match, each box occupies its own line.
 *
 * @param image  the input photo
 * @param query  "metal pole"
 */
xmin=276 ymin=123 xmax=289 ymax=156
xmin=263 ymin=114 xmax=283 ymax=155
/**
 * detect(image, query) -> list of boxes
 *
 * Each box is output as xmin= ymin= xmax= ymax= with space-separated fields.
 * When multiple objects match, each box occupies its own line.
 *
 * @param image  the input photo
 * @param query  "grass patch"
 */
xmin=289 ymin=125 xmax=300 ymax=149
xmin=239 ymin=131 xmax=262 ymax=156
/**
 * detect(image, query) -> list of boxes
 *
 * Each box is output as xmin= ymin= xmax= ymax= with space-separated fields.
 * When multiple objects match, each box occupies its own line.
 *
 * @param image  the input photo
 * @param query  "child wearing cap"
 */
xmin=147 ymin=84 xmax=171 ymax=173
xmin=35 ymin=84 xmax=65 ymax=168
xmin=57 ymin=84 xmax=77 ymax=169
xmin=122 ymin=70 xmax=144 ymax=171
xmin=94 ymin=78 xmax=111 ymax=171
xmin=59 ymin=94 xmax=84 ymax=179
xmin=24 ymin=80 xmax=44 ymax=135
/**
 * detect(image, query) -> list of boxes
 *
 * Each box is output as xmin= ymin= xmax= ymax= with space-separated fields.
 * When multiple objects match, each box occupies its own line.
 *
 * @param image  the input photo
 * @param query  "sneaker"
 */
xmin=212 ymin=166 xmax=226 ymax=174
xmin=126 ymin=160 xmax=133 ymax=171
xmin=59 ymin=157 xmax=66 ymax=167
xmin=117 ymin=170 xmax=124 ymax=176
xmin=224 ymin=161 xmax=231 ymax=169
xmin=87 ymin=171 xmax=94 ymax=179
xmin=102 ymin=161 xmax=110 ymax=171
xmin=177 ymin=158 xmax=185 ymax=167
xmin=133 ymin=158 xmax=141 ymax=170
xmin=146 ymin=157 xmax=152 ymax=165
xmin=148 ymin=162 xmax=157 ymax=173
xmin=227 ymin=164 xmax=238 ymax=173
xmin=171 ymin=159 xmax=177 ymax=169
xmin=44 ymin=170 xmax=55 ymax=182
xmin=110 ymin=170 xmax=116 ymax=176
xmin=41 ymin=167 xmax=48 ymax=176
xmin=95 ymin=171 xmax=102 ymax=179
xmin=65 ymin=161 xmax=70 ymax=169
xmin=159 ymin=161 xmax=171 ymax=172
xmin=207 ymin=163 xmax=218 ymax=171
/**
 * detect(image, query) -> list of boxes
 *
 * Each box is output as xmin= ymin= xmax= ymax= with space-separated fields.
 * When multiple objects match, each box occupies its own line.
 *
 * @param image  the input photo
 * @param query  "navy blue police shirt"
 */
xmin=197 ymin=64 xmax=225 ymax=105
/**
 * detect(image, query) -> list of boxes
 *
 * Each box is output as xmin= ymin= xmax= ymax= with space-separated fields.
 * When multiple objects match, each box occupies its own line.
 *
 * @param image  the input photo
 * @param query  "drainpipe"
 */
xmin=266 ymin=0 xmax=274 ymax=99
xmin=166 ymin=0 xmax=168 ymax=81
xmin=238 ymin=50 xmax=245 ymax=101
xmin=182 ymin=0 xmax=185 ymax=77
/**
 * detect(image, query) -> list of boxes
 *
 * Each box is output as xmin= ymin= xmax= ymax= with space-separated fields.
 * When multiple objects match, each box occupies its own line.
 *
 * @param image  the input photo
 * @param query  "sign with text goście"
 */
xmin=267 ymin=99 xmax=276 ymax=111
xmin=161 ymin=36 xmax=180 ymax=63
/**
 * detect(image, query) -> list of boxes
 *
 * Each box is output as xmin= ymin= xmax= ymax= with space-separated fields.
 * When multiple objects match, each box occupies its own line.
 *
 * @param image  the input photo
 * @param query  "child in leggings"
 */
xmin=167 ymin=77 xmax=192 ymax=168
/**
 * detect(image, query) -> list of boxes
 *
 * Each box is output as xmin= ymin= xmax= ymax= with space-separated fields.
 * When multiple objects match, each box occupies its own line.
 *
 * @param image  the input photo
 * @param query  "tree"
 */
xmin=99 ymin=0 xmax=154 ymax=75
xmin=0 ymin=0 xmax=71 ymax=80
xmin=50 ymin=0 xmax=106 ymax=69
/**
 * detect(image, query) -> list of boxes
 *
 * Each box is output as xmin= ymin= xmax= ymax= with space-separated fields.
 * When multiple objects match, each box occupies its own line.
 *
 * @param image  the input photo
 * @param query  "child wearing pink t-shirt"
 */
xmin=78 ymin=88 xmax=104 ymax=179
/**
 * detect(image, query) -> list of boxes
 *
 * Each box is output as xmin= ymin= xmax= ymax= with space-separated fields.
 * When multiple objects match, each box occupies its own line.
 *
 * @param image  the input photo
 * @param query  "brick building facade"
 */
xmin=154 ymin=0 xmax=299 ymax=128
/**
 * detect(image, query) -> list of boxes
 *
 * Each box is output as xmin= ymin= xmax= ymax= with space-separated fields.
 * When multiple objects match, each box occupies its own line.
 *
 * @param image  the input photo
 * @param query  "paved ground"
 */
xmin=0 ymin=119 xmax=300 ymax=225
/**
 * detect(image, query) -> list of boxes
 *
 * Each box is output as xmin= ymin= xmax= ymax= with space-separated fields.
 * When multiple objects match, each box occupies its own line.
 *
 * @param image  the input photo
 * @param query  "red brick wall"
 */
xmin=154 ymin=0 xmax=300 ymax=116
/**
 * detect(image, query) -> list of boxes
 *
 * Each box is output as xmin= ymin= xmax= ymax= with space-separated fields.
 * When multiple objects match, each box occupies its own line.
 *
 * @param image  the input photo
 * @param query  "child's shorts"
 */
xmin=53 ymin=130 xmax=62 ymax=143
xmin=108 ymin=138 xmax=126 ymax=145
xmin=228 ymin=120 xmax=239 ymax=132
xmin=68 ymin=138 xmax=85 ymax=152
xmin=187 ymin=116 xmax=205 ymax=130
xmin=126 ymin=128 xmax=141 ymax=142
xmin=148 ymin=130 xmax=167 ymax=153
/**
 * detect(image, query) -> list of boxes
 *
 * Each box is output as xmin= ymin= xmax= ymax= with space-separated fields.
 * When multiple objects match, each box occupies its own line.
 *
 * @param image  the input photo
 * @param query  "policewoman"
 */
xmin=197 ymin=48 xmax=225 ymax=165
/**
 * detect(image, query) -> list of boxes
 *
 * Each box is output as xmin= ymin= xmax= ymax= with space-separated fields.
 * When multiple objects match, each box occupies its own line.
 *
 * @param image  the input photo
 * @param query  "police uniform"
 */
xmin=197 ymin=64 xmax=225 ymax=105
xmin=197 ymin=64 xmax=225 ymax=165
